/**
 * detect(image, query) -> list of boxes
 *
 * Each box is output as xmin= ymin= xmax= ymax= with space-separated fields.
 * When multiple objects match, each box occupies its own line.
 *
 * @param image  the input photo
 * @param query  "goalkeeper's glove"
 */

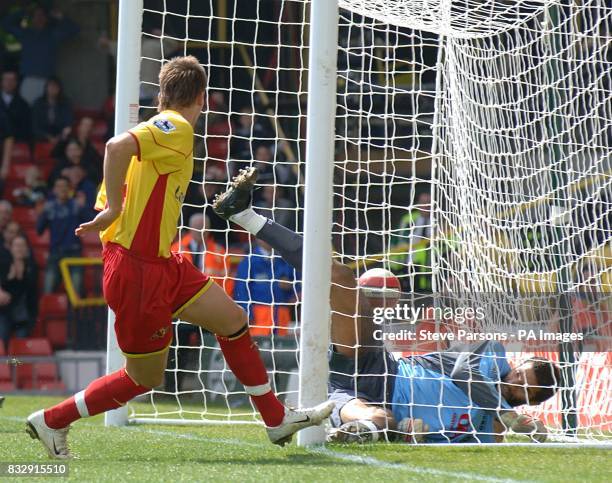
xmin=500 ymin=411 xmax=548 ymax=443
xmin=396 ymin=418 xmax=429 ymax=444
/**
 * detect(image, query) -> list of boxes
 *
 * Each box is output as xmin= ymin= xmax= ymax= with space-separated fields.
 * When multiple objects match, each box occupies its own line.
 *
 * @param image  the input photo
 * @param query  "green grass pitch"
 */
xmin=1 ymin=396 xmax=610 ymax=482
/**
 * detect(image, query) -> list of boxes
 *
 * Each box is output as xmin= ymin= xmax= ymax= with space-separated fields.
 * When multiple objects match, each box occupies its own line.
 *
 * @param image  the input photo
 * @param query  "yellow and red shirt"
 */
xmin=95 ymin=110 xmax=194 ymax=258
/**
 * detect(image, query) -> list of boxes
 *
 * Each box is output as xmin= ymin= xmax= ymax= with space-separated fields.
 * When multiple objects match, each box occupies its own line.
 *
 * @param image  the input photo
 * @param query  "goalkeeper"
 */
xmin=213 ymin=167 xmax=560 ymax=444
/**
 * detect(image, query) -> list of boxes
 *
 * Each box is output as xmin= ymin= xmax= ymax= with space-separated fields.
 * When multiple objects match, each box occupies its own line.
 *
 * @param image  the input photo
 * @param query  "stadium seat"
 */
xmin=81 ymin=230 xmax=102 ymax=248
xmin=33 ymin=142 xmax=55 ymax=161
xmin=8 ymin=338 xmax=64 ymax=389
xmin=92 ymin=119 xmax=108 ymax=140
xmin=13 ymin=206 xmax=38 ymax=230
xmin=0 ymin=341 xmax=14 ymax=391
xmin=39 ymin=294 xmax=69 ymax=319
xmin=8 ymin=337 xmax=53 ymax=356
xmin=26 ymin=228 xmax=50 ymax=249
xmin=20 ymin=379 xmax=66 ymax=391
xmin=93 ymin=140 xmax=105 ymax=156
xmin=1 ymin=179 xmax=21 ymax=203
xmin=33 ymin=247 xmax=49 ymax=272
xmin=45 ymin=319 xmax=68 ymax=349
xmin=74 ymin=108 xmax=102 ymax=120
xmin=11 ymin=142 xmax=31 ymax=163
xmin=39 ymin=295 xmax=69 ymax=349
xmin=7 ymin=162 xmax=34 ymax=182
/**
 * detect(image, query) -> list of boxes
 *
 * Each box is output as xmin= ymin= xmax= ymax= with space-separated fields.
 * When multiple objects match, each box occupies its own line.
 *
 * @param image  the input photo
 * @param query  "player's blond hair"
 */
xmin=158 ymin=56 xmax=206 ymax=111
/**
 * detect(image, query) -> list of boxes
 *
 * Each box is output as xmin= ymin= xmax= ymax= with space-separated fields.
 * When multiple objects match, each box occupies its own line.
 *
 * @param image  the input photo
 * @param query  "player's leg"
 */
xmin=177 ymin=276 xmax=334 ymax=445
xmin=26 ymin=359 xmax=156 ymax=459
xmin=26 ymin=246 xmax=170 ymax=458
xmin=213 ymin=167 xmax=359 ymax=356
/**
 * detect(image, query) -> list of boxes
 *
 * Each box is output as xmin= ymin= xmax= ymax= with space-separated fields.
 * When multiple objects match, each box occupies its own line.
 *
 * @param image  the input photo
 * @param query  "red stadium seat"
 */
xmin=7 ymin=162 xmax=34 ymax=182
xmin=21 ymin=380 xmax=66 ymax=391
xmin=81 ymin=230 xmax=102 ymax=248
xmin=33 ymin=247 xmax=49 ymax=271
xmin=8 ymin=337 xmax=53 ymax=356
xmin=26 ymin=228 xmax=50 ymax=250
xmin=39 ymin=294 xmax=68 ymax=319
xmin=12 ymin=142 xmax=31 ymax=162
xmin=74 ymin=108 xmax=102 ymax=120
xmin=92 ymin=120 xmax=108 ymax=141
xmin=82 ymin=247 xmax=102 ymax=259
xmin=8 ymin=338 xmax=63 ymax=389
xmin=13 ymin=206 xmax=38 ymax=230
xmin=1 ymin=179 xmax=21 ymax=203
xmin=33 ymin=142 xmax=55 ymax=161
xmin=45 ymin=319 xmax=68 ymax=349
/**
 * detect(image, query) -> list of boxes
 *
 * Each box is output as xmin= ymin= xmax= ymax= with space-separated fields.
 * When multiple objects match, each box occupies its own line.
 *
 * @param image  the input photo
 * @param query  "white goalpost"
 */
xmin=108 ymin=0 xmax=611 ymax=446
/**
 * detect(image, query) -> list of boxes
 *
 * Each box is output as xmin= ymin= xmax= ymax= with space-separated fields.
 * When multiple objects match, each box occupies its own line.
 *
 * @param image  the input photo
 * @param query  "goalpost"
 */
xmin=108 ymin=0 xmax=611 ymax=446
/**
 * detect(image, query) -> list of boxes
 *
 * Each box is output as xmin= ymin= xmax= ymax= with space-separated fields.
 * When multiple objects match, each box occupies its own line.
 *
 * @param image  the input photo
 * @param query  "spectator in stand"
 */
xmin=252 ymin=144 xmax=295 ymax=187
xmin=63 ymin=165 xmax=96 ymax=215
xmin=0 ymin=200 xmax=12 ymax=235
xmin=172 ymin=213 xmax=229 ymax=288
xmin=230 ymin=106 xmax=273 ymax=163
xmin=0 ymin=235 xmax=38 ymax=346
xmin=0 ymin=219 xmax=20 ymax=269
xmin=52 ymin=116 xmax=103 ymax=169
xmin=1 ymin=6 xmax=79 ymax=105
xmin=390 ymin=191 xmax=433 ymax=292
xmin=48 ymin=137 xmax=100 ymax=187
xmin=0 ymin=70 xmax=31 ymax=144
xmin=37 ymin=176 xmax=89 ymax=294
xmin=0 ymin=200 xmax=13 ymax=271
xmin=0 ymin=108 xmax=13 ymax=197
xmin=255 ymin=185 xmax=297 ymax=232
xmin=234 ymin=238 xmax=298 ymax=336
xmin=32 ymin=77 xmax=73 ymax=144
xmin=12 ymin=166 xmax=47 ymax=207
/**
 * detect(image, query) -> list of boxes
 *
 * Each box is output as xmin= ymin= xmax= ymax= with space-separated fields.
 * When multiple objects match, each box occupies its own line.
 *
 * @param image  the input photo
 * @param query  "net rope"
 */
xmin=126 ymin=0 xmax=610 ymax=443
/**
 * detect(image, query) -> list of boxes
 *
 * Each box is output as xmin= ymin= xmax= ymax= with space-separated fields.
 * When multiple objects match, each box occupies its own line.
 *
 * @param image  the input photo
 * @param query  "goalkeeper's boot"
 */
xmin=266 ymin=400 xmax=335 ymax=446
xmin=327 ymin=419 xmax=381 ymax=444
xmin=212 ymin=167 xmax=258 ymax=220
xmin=26 ymin=410 xmax=72 ymax=459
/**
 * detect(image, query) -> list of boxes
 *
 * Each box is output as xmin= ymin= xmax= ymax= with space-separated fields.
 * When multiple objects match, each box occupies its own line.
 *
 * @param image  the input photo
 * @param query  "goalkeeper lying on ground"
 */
xmin=213 ymin=167 xmax=560 ymax=444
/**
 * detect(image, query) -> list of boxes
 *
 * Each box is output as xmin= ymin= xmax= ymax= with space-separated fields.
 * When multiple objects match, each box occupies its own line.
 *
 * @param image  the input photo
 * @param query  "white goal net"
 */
xmin=121 ymin=0 xmax=610 ymax=444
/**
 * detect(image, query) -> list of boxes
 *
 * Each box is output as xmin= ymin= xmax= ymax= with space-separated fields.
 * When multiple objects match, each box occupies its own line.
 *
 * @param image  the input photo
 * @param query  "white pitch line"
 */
xmin=124 ymin=425 xmax=531 ymax=483
xmin=0 ymin=416 xmax=530 ymax=482
xmin=309 ymin=446 xmax=531 ymax=483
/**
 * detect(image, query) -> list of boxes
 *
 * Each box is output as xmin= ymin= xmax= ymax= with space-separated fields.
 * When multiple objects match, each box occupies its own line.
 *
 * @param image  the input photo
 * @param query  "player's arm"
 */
xmin=329 ymin=261 xmax=360 ymax=357
xmin=76 ymin=132 xmax=137 ymax=235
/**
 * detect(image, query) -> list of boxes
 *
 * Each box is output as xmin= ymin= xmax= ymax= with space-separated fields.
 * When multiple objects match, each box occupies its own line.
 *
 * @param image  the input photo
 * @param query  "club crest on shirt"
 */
xmin=153 ymin=118 xmax=176 ymax=133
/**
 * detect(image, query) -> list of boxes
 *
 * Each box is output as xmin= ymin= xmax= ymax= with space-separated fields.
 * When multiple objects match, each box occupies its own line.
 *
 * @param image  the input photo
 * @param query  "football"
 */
xmin=357 ymin=267 xmax=401 ymax=299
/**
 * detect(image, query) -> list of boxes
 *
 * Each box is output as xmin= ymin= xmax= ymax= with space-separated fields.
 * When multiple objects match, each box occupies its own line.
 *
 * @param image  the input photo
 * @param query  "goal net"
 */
xmin=119 ymin=0 xmax=610 ymax=444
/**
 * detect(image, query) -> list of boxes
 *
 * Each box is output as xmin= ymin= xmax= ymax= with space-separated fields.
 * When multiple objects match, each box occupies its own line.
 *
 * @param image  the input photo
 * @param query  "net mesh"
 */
xmin=125 ymin=0 xmax=611 ymax=443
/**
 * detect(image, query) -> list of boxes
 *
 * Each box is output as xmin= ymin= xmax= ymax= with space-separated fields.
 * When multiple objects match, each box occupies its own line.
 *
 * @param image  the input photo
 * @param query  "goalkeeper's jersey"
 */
xmin=95 ymin=110 xmax=194 ymax=258
xmin=392 ymin=341 xmax=512 ymax=443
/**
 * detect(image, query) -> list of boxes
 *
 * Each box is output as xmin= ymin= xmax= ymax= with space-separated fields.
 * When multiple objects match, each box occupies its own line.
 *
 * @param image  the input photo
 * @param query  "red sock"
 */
xmin=44 ymin=368 xmax=148 ymax=429
xmin=217 ymin=327 xmax=285 ymax=427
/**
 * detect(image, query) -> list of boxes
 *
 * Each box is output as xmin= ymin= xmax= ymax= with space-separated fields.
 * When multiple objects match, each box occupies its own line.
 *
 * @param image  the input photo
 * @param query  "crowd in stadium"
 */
xmin=0 ymin=3 xmax=313 ymax=364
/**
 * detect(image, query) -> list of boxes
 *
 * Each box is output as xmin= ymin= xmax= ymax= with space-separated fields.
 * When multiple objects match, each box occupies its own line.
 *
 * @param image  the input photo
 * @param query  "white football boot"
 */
xmin=266 ymin=400 xmax=335 ymax=446
xmin=26 ymin=409 xmax=72 ymax=459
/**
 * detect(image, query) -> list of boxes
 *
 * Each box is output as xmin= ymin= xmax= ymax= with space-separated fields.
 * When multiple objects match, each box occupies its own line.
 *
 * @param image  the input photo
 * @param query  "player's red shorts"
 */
xmin=102 ymin=242 xmax=213 ymax=357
